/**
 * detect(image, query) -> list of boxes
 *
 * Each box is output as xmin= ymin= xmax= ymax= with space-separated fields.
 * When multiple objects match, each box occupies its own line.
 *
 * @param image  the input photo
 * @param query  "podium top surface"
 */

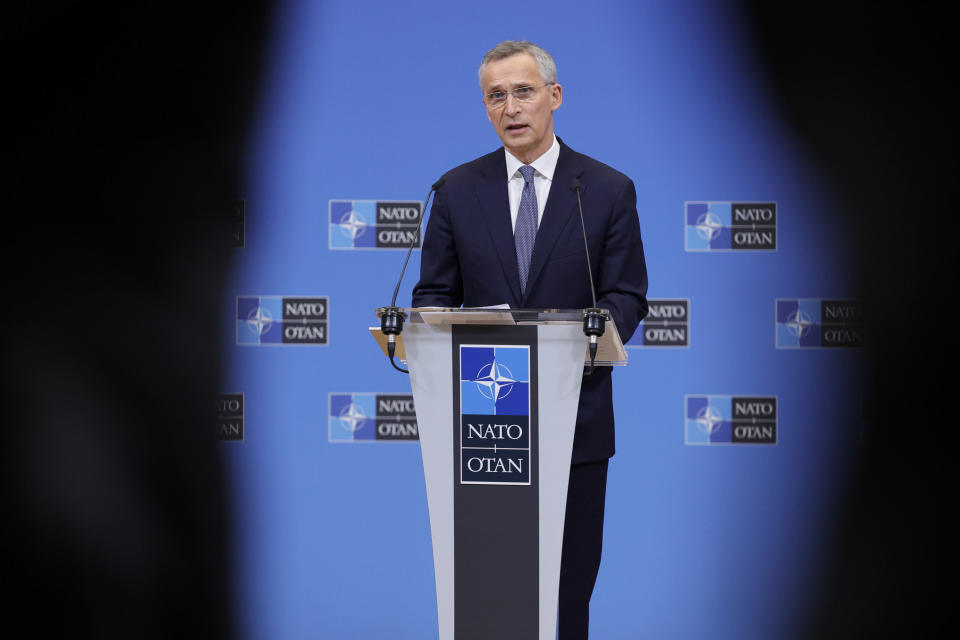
xmin=386 ymin=307 xmax=595 ymax=323
xmin=371 ymin=307 xmax=628 ymax=366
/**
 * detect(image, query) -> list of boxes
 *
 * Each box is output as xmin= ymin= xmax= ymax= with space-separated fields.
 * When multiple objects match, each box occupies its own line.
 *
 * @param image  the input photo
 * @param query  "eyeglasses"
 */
xmin=483 ymin=83 xmax=554 ymax=108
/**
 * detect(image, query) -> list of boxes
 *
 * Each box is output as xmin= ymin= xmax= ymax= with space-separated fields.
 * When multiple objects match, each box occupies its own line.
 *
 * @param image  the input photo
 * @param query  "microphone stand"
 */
xmin=572 ymin=178 xmax=606 ymax=375
xmin=377 ymin=177 xmax=444 ymax=374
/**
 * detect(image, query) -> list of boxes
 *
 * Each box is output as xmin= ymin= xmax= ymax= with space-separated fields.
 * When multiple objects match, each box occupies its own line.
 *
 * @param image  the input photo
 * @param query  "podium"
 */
xmin=372 ymin=308 xmax=626 ymax=640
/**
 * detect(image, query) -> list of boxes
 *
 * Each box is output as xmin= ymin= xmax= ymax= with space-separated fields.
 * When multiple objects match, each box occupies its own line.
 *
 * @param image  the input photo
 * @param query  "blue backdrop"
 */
xmin=224 ymin=1 xmax=863 ymax=637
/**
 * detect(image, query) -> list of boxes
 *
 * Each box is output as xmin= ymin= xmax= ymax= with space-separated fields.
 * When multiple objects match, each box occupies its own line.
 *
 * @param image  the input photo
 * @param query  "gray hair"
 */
xmin=478 ymin=40 xmax=557 ymax=89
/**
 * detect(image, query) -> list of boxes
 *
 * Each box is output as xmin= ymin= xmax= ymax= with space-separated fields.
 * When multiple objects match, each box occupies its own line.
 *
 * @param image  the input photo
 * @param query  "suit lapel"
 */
xmin=523 ymin=141 xmax=586 ymax=304
xmin=474 ymin=151 xmax=523 ymax=306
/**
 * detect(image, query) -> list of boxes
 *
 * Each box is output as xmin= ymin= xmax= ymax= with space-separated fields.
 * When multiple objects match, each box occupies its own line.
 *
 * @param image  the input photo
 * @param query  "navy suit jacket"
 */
xmin=412 ymin=139 xmax=648 ymax=463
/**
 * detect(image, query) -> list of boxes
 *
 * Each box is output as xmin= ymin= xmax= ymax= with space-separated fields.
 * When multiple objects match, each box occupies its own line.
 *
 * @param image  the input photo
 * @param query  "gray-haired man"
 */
xmin=414 ymin=40 xmax=648 ymax=638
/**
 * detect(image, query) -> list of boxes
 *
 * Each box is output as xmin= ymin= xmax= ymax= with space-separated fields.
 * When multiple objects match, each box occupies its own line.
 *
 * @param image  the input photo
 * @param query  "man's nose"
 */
xmin=503 ymin=92 xmax=523 ymax=114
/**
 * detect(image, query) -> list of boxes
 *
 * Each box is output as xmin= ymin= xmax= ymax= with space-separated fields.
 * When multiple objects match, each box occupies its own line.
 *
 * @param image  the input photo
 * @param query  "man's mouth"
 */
xmin=506 ymin=124 xmax=528 ymax=132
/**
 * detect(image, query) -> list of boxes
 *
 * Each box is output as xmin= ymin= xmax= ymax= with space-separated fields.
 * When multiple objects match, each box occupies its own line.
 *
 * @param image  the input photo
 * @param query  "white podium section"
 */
xmin=404 ymin=322 xmax=456 ymax=640
xmin=532 ymin=324 xmax=586 ymax=639
xmin=404 ymin=320 xmax=586 ymax=640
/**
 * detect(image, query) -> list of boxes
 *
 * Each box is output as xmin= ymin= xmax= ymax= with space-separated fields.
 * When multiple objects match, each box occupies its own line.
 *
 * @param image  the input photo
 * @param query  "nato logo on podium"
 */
xmin=459 ymin=345 xmax=532 ymax=486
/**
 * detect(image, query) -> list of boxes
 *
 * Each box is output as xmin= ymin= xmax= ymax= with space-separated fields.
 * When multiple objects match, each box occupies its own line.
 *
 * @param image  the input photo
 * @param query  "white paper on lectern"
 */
xmin=420 ymin=303 xmax=514 ymax=326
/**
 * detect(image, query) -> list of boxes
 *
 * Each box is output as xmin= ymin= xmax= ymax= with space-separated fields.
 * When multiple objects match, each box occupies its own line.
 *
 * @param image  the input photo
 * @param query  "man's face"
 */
xmin=481 ymin=53 xmax=562 ymax=164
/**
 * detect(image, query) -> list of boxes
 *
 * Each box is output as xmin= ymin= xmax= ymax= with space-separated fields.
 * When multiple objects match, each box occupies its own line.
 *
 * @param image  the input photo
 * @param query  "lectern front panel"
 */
xmin=452 ymin=325 xmax=539 ymax=640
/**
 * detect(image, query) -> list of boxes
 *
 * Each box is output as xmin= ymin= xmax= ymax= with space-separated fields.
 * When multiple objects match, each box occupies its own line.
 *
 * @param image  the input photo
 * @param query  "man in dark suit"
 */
xmin=412 ymin=40 xmax=648 ymax=639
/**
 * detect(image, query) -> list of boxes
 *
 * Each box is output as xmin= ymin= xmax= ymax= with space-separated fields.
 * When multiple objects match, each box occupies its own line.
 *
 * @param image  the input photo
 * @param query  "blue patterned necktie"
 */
xmin=514 ymin=164 xmax=538 ymax=295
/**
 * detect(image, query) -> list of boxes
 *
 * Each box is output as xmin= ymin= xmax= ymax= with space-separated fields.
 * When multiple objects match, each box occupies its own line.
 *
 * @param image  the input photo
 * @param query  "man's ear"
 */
xmin=551 ymin=83 xmax=563 ymax=112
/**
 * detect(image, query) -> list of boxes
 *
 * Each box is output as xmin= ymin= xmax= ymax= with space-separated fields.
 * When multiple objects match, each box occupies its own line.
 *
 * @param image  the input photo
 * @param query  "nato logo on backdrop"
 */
xmin=216 ymin=393 xmax=244 ymax=441
xmin=329 ymin=200 xmax=423 ymax=249
xmin=685 ymin=202 xmax=777 ymax=251
xmin=626 ymin=299 xmax=690 ymax=347
xmin=329 ymin=393 xmax=419 ymax=442
xmin=776 ymin=299 xmax=863 ymax=348
xmin=459 ymin=345 xmax=532 ymax=485
xmin=236 ymin=296 xmax=329 ymax=345
xmin=685 ymin=395 xmax=777 ymax=445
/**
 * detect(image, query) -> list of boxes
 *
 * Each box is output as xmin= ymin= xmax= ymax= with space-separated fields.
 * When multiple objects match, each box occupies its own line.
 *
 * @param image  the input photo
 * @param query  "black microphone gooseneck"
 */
xmin=571 ymin=177 xmax=605 ymax=375
xmin=377 ymin=177 xmax=446 ymax=374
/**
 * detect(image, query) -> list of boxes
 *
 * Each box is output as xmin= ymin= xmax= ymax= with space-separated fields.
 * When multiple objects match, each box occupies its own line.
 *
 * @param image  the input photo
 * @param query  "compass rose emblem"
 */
xmin=338 ymin=209 xmax=368 ymax=240
xmin=338 ymin=402 xmax=367 ymax=432
xmin=785 ymin=309 xmax=813 ymax=338
xmin=473 ymin=360 xmax=516 ymax=402
xmin=695 ymin=405 xmax=724 ymax=435
xmin=246 ymin=304 xmax=273 ymax=337
xmin=695 ymin=211 xmax=723 ymax=241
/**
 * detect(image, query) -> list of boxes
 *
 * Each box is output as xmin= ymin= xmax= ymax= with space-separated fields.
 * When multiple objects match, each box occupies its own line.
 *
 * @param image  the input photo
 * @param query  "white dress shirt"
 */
xmin=505 ymin=135 xmax=560 ymax=231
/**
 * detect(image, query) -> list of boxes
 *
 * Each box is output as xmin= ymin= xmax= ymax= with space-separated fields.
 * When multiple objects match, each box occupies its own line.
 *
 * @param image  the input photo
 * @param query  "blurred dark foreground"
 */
xmin=2 ymin=4 xmax=270 ymax=638
xmin=741 ymin=2 xmax=956 ymax=637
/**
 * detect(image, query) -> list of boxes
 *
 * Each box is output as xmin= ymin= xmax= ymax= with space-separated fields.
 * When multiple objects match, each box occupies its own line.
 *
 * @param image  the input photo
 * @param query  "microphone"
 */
xmin=571 ymin=177 xmax=606 ymax=375
xmin=377 ymin=176 xmax=445 ymax=374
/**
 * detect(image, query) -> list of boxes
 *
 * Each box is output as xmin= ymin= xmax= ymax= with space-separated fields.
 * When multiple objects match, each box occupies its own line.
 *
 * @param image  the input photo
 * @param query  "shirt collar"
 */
xmin=504 ymin=135 xmax=560 ymax=182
